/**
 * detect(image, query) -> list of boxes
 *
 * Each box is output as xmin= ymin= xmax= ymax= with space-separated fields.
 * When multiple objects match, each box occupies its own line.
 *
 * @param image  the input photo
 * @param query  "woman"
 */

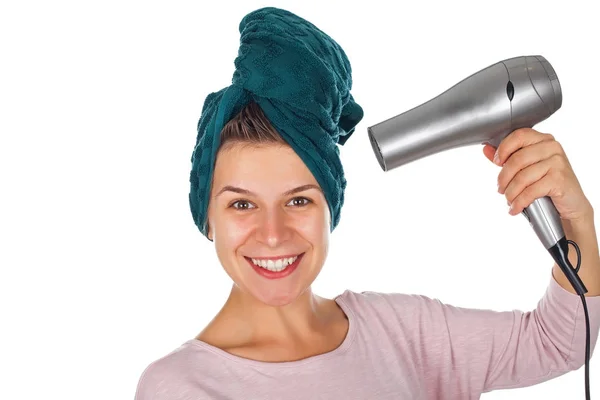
xmin=135 ymin=7 xmax=600 ymax=399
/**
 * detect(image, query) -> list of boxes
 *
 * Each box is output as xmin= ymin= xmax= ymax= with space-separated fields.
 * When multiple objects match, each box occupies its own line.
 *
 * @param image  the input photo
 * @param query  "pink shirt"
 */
xmin=135 ymin=273 xmax=600 ymax=399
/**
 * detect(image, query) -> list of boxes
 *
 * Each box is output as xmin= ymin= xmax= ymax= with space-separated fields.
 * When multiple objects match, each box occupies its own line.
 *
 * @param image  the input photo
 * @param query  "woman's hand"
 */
xmin=482 ymin=128 xmax=593 ymax=223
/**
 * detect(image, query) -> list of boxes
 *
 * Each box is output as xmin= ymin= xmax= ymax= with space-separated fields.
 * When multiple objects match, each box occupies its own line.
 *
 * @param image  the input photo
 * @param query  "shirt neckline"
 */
xmin=183 ymin=290 xmax=357 ymax=368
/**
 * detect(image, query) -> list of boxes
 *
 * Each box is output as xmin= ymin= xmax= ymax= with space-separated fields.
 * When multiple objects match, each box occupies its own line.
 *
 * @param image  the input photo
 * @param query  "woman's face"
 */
xmin=206 ymin=143 xmax=331 ymax=306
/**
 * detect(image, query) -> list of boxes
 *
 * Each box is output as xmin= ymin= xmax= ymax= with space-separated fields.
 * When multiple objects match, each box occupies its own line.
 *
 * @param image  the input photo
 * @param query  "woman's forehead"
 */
xmin=214 ymin=144 xmax=317 ymax=183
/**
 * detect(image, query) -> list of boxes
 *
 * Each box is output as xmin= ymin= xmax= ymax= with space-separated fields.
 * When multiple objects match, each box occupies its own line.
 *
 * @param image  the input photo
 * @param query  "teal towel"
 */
xmin=189 ymin=6 xmax=364 ymax=239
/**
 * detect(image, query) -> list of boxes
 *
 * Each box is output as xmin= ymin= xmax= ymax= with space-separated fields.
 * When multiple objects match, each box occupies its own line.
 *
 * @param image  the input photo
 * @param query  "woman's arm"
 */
xmin=408 ymin=128 xmax=600 ymax=396
xmin=392 ymin=274 xmax=600 ymax=398
xmin=357 ymin=273 xmax=600 ymax=398
xmin=478 ymin=272 xmax=600 ymax=393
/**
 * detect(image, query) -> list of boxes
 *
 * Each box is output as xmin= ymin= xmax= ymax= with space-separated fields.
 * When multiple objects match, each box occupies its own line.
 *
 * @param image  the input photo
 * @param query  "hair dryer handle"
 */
xmin=526 ymin=197 xmax=589 ymax=295
xmin=522 ymin=196 xmax=564 ymax=249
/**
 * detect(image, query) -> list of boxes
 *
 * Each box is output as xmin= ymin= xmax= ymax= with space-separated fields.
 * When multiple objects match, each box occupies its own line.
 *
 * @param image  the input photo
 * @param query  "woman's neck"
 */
xmin=195 ymin=284 xmax=349 ymax=362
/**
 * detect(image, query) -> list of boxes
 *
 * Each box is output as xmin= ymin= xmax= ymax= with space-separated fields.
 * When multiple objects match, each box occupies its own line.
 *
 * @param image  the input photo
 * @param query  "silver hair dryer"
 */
xmin=368 ymin=55 xmax=586 ymax=296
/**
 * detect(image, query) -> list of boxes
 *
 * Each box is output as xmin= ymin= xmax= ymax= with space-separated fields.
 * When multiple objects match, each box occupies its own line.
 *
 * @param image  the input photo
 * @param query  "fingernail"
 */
xmin=493 ymin=151 xmax=500 ymax=165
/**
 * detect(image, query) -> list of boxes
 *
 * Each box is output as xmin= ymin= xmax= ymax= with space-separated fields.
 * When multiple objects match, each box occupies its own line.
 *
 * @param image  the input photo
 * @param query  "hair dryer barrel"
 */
xmin=368 ymin=55 xmax=562 ymax=171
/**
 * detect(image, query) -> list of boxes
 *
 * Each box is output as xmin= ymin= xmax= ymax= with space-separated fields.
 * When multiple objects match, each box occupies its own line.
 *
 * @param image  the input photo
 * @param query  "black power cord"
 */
xmin=567 ymin=239 xmax=591 ymax=400
xmin=552 ymin=238 xmax=590 ymax=399
xmin=580 ymin=292 xmax=591 ymax=400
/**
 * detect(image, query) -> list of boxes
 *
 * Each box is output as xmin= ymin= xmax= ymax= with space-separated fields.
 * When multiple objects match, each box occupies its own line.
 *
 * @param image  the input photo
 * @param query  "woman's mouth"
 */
xmin=244 ymin=253 xmax=305 ymax=280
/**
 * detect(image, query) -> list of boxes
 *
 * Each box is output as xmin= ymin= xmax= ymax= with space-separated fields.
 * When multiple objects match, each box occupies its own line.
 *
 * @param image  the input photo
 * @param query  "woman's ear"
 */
xmin=207 ymin=222 xmax=213 ymax=242
xmin=206 ymin=201 xmax=214 ymax=242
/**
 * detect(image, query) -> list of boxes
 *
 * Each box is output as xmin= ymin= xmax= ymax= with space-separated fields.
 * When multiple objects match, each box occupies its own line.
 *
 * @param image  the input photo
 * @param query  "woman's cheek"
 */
xmin=225 ymin=213 xmax=255 ymax=240
xmin=295 ymin=208 xmax=328 ymax=237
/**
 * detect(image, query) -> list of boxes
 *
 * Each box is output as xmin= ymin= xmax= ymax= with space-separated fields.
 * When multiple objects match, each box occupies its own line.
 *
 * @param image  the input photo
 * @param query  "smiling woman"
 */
xmin=134 ymin=6 xmax=600 ymax=400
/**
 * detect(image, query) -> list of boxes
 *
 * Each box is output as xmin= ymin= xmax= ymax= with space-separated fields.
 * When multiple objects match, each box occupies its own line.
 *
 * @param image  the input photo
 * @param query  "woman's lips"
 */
xmin=245 ymin=253 xmax=304 ymax=280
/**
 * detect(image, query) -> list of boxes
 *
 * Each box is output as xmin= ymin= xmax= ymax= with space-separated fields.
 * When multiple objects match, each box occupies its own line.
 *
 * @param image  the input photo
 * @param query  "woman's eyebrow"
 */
xmin=216 ymin=184 xmax=322 ymax=197
xmin=283 ymin=184 xmax=323 ymax=196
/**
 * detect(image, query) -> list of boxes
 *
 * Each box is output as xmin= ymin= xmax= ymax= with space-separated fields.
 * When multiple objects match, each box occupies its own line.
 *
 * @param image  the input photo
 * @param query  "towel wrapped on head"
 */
xmin=189 ymin=6 xmax=364 ymax=240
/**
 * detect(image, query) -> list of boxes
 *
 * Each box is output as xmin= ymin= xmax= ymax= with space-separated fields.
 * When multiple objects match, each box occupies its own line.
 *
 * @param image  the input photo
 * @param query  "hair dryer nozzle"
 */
xmin=368 ymin=127 xmax=387 ymax=171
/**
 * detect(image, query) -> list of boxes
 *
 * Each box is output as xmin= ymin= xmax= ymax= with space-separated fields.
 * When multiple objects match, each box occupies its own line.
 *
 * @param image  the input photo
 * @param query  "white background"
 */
xmin=1 ymin=0 xmax=599 ymax=399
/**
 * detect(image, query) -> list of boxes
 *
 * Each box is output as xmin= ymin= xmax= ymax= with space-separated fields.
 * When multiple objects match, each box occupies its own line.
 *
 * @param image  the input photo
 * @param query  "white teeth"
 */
xmin=250 ymin=255 xmax=299 ymax=272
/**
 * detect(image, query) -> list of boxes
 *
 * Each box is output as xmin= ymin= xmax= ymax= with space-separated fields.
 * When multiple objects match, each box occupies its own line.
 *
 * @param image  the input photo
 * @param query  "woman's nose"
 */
xmin=255 ymin=208 xmax=293 ymax=247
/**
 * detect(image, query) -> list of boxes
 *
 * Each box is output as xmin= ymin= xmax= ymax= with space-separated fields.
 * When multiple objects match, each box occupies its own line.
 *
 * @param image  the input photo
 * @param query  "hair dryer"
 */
xmin=368 ymin=55 xmax=591 ymax=398
xmin=368 ymin=55 xmax=586 ymax=295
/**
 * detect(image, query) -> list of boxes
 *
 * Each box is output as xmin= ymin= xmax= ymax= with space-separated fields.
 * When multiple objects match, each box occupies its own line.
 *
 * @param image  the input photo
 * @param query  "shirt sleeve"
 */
xmin=369 ymin=271 xmax=600 ymax=399
xmin=424 ymin=272 xmax=600 ymax=398
xmin=134 ymin=363 xmax=156 ymax=400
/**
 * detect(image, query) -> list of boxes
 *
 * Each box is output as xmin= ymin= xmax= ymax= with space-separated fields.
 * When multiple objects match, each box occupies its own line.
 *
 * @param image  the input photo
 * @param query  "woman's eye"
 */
xmin=289 ymin=197 xmax=312 ymax=207
xmin=231 ymin=200 xmax=255 ymax=210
